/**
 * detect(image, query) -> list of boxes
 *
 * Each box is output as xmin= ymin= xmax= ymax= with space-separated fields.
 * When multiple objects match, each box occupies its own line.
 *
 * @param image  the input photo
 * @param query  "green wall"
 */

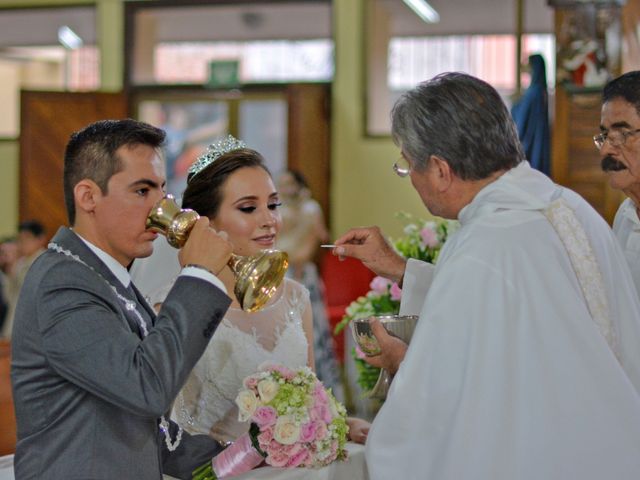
xmin=0 ymin=140 xmax=18 ymax=237
xmin=331 ymin=0 xmax=429 ymax=239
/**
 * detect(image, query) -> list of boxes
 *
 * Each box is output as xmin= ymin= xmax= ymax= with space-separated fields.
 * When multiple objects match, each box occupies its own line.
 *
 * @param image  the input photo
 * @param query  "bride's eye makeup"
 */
xmin=238 ymin=205 xmax=257 ymax=213
xmin=268 ymin=202 xmax=282 ymax=210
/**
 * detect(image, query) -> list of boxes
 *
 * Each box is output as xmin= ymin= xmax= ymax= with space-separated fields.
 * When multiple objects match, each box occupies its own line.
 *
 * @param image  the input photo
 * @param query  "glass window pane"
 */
xmin=389 ymin=34 xmax=555 ymax=93
xmin=154 ymin=40 xmax=333 ymax=85
xmin=130 ymin=2 xmax=333 ymax=86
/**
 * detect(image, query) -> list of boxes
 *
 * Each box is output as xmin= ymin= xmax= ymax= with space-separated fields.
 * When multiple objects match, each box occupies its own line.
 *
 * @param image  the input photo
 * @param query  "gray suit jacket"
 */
xmin=11 ymin=227 xmax=231 ymax=479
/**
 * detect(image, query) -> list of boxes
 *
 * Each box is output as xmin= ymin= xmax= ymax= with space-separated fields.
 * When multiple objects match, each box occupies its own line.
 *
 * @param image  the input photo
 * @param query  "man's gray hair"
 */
xmin=391 ymin=72 xmax=525 ymax=180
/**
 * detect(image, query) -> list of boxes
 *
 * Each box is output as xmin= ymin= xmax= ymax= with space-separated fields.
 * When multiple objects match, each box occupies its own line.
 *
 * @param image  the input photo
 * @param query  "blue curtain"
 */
xmin=511 ymin=54 xmax=551 ymax=176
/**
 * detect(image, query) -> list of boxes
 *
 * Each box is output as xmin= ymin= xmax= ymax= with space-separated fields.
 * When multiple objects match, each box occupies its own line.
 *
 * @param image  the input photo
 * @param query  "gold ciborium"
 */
xmin=351 ymin=314 xmax=418 ymax=400
xmin=146 ymin=194 xmax=289 ymax=313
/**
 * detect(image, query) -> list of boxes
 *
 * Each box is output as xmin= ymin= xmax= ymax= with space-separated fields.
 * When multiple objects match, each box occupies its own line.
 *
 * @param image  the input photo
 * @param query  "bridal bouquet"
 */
xmin=236 ymin=364 xmax=349 ymax=468
xmin=334 ymin=213 xmax=458 ymax=392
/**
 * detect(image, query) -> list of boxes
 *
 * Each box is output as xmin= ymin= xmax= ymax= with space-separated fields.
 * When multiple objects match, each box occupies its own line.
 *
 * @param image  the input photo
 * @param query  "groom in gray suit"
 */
xmin=11 ymin=119 xmax=233 ymax=479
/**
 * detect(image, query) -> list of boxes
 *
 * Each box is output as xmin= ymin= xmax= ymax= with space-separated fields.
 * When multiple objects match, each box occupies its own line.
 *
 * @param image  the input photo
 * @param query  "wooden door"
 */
xmin=20 ymin=91 xmax=128 ymax=238
xmin=0 ymin=340 xmax=14 ymax=455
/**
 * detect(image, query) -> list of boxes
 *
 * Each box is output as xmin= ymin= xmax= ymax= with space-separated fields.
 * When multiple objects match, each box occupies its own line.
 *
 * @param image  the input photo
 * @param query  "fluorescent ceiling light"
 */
xmin=402 ymin=0 xmax=440 ymax=24
xmin=58 ymin=26 xmax=83 ymax=50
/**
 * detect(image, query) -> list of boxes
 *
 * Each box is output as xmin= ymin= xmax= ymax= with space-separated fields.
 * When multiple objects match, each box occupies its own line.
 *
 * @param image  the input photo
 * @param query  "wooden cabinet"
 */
xmin=551 ymin=85 xmax=624 ymax=224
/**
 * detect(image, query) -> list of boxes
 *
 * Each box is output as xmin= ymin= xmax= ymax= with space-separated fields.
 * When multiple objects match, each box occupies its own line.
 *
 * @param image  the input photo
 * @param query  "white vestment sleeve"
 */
xmin=399 ymin=258 xmax=435 ymax=316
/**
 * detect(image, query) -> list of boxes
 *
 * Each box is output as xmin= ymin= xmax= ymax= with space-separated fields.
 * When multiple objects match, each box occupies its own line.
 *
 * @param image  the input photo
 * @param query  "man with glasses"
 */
xmin=333 ymin=73 xmax=640 ymax=480
xmin=599 ymin=71 xmax=640 ymax=300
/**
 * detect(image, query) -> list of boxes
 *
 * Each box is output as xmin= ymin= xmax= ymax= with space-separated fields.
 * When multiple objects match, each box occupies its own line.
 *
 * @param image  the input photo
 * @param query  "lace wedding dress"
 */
xmin=171 ymin=278 xmax=310 ymax=444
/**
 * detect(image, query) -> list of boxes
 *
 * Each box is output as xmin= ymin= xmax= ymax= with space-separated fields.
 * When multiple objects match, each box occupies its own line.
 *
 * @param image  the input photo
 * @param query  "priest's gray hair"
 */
xmin=391 ymin=72 xmax=525 ymax=181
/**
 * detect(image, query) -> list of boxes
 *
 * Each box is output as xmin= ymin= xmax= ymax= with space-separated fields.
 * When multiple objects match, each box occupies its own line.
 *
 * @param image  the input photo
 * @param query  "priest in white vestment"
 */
xmin=334 ymin=73 xmax=640 ymax=480
xmin=600 ymin=71 xmax=640 ymax=301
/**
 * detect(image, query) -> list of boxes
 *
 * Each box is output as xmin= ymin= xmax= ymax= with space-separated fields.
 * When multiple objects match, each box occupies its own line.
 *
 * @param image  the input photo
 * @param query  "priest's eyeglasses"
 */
xmin=593 ymin=129 xmax=640 ymax=150
xmin=393 ymin=156 xmax=411 ymax=177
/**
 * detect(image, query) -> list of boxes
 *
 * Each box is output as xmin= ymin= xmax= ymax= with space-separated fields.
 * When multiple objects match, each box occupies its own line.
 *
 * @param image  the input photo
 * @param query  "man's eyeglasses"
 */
xmin=393 ymin=156 xmax=411 ymax=177
xmin=593 ymin=129 xmax=640 ymax=150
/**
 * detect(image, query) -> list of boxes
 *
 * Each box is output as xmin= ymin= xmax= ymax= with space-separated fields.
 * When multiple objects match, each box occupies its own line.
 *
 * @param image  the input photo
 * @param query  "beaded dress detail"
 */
xmin=172 ymin=278 xmax=309 ymax=443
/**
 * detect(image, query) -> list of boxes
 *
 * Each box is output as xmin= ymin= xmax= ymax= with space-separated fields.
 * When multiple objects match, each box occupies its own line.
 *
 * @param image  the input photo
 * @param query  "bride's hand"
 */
xmin=346 ymin=417 xmax=370 ymax=444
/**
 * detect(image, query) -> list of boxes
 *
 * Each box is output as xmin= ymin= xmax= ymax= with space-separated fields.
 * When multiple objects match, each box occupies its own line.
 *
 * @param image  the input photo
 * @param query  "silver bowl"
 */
xmin=350 ymin=315 xmax=418 ymax=400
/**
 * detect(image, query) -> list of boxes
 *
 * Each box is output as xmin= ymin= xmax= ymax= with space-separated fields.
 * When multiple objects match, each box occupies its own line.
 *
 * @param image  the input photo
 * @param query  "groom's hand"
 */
xmin=179 ymin=217 xmax=233 ymax=275
xmin=363 ymin=318 xmax=408 ymax=376
xmin=333 ymin=226 xmax=407 ymax=284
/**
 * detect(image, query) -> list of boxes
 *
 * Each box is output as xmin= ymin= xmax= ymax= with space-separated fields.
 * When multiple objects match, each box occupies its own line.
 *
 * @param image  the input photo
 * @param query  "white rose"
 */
xmin=257 ymin=379 xmax=279 ymax=403
xmin=235 ymin=390 xmax=259 ymax=422
xmin=273 ymin=415 xmax=301 ymax=445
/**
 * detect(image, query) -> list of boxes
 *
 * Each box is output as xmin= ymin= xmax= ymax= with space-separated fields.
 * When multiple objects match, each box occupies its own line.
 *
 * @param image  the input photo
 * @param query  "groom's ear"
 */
xmin=74 ymin=179 xmax=105 ymax=220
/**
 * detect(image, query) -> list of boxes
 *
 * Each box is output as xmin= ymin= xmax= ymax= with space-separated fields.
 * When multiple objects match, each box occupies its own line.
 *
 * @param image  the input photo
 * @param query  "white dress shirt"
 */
xmin=613 ymin=197 xmax=640 ymax=301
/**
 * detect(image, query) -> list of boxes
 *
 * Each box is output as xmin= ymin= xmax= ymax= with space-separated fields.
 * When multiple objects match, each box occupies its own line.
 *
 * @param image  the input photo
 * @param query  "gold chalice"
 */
xmin=146 ymin=194 xmax=289 ymax=313
xmin=351 ymin=314 xmax=418 ymax=400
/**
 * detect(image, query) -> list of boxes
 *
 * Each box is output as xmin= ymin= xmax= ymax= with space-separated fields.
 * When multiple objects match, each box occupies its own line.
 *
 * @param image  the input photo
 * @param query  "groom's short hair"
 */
xmin=63 ymin=119 xmax=165 ymax=225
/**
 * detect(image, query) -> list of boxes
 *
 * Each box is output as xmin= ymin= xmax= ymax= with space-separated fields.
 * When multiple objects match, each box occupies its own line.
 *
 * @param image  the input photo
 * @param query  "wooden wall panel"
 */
xmin=286 ymin=83 xmax=331 ymax=223
xmin=19 ymin=91 xmax=127 ymax=239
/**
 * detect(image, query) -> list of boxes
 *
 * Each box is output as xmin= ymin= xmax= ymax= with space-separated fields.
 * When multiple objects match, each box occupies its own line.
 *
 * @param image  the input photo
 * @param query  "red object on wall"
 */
xmin=320 ymin=253 xmax=376 ymax=363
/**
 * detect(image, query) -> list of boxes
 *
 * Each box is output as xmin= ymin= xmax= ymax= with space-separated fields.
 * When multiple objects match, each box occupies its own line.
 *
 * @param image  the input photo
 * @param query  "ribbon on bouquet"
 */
xmin=193 ymin=431 xmax=265 ymax=480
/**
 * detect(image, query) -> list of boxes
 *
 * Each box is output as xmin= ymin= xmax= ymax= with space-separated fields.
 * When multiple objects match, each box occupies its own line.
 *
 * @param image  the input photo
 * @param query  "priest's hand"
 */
xmin=363 ymin=318 xmax=408 ymax=376
xmin=333 ymin=226 xmax=407 ymax=284
xmin=179 ymin=217 xmax=233 ymax=275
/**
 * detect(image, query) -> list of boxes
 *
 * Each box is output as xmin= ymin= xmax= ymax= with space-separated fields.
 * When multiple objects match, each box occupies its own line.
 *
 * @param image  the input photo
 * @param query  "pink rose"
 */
xmin=252 ymin=406 xmax=277 ymax=428
xmin=315 ymin=422 xmax=328 ymax=440
xmin=310 ymin=404 xmax=331 ymax=424
xmin=243 ymin=376 xmax=259 ymax=389
xmin=420 ymin=226 xmax=439 ymax=248
xmin=286 ymin=448 xmax=311 ymax=468
xmin=299 ymin=422 xmax=317 ymax=443
xmin=354 ymin=345 xmax=367 ymax=359
xmin=330 ymin=440 xmax=338 ymax=456
xmin=257 ymin=426 xmax=274 ymax=447
xmin=313 ymin=382 xmax=328 ymax=403
xmin=268 ymin=439 xmax=281 ymax=453
xmin=369 ymin=276 xmax=391 ymax=294
xmin=267 ymin=448 xmax=290 ymax=468
xmin=274 ymin=365 xmax=296 ymax=380
xmin=390 ymin=282 xmax=402 ymax=301
xmin=282 ymin=443 xmax=302 ymax=456
xmin=264 ymin=364 xmax=295 ymax=380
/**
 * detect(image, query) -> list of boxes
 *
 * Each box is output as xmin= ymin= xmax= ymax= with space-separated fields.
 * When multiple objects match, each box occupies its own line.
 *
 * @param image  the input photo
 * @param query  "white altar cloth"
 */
xmin=0 ymin=455 xmax=13 ymax=480
xmin=2 ymin=443 xmax=367 ymax=480
xmin=163 ymin=442 xmax=368 ymax=480
xmin=235 ymin=443 xmax=367 ymax=480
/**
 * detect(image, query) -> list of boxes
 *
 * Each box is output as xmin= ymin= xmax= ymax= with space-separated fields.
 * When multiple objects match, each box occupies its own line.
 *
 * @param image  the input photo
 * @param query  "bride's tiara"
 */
xmin=187 ymin=134 xmax=247 ymax=181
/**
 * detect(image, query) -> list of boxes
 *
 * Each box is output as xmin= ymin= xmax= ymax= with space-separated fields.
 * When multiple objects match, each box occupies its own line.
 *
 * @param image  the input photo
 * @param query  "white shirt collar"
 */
xmin=75 ymin=232 xmax=132 ymax=288
xmin=621 ymin=197 xmax=640 ymax=227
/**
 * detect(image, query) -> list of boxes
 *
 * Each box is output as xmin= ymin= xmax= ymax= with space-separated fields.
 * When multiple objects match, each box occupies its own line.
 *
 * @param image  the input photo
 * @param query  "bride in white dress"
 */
xmin=133 ymin=137 xmax=369 ymax=446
